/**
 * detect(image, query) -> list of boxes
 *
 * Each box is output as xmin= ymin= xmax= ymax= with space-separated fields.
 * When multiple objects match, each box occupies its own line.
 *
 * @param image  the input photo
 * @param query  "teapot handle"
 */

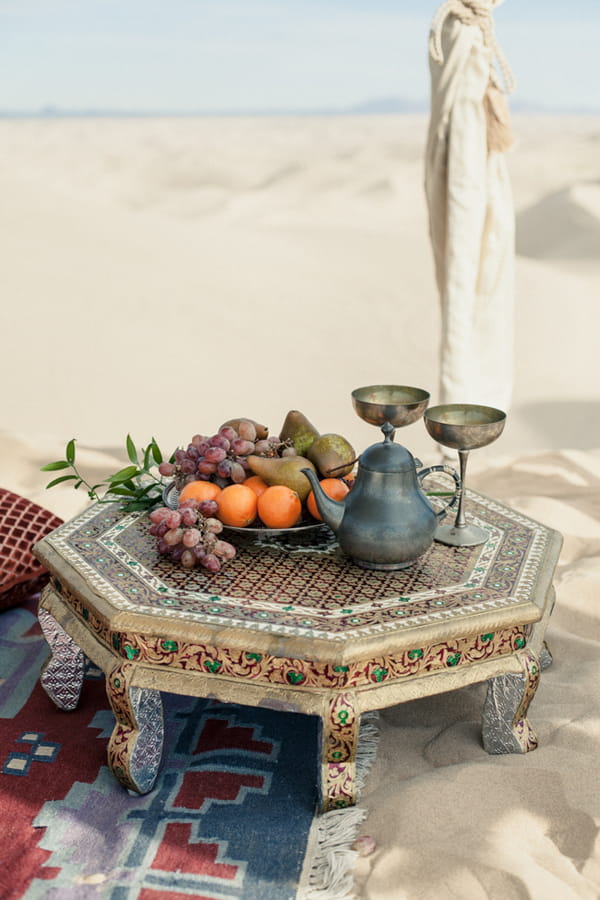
xmin=417 ymin=464 xmax=461 ymax=520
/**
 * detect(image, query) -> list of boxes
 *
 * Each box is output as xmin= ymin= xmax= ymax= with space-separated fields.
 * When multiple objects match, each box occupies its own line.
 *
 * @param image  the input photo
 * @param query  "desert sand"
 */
xmin=1 ymin=114 xmax=599 ymax=898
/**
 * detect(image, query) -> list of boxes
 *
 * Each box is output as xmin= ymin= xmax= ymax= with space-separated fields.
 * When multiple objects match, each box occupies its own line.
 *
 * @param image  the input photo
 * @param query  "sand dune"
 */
xmin=1 ymin=113 xmax=600 ymax=899
xmin=1 ymin=114 xmax=599 ymax=470
xmin=517 ymin=180 xmax=600 ymax=259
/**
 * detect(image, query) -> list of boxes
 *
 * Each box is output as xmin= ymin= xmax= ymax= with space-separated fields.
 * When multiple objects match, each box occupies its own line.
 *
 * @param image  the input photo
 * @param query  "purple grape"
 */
xmin=182 ymin=527 xmax=201 ymax=547
xmin=149 ymin=523 xmax=160 ymax=536
xmin=165 ymin=510 xmax=182 ymax=529
xmin=181 ymin=549 xmax=196 ymax=568
xmin=186 ymin=445 xmax=200 ymax=460
xmin=164 ymin=527 xmax=184 ymax=546
xmin=209 ymin=434 xmax=230 ymax=451
xmin=204 ymin=517 xmax=223 ymax=534
xmin=253 ymin=439 xmax=271 ymax=455
xmin=197 ymin=459 xmax=217 ymax=475
xmin=202 ymin=554 xmax=221 ymax=573
xmin=230 ymin=461 xmax=246 ymax=483
xmin=190 ymin=434 xmax=206 ymax=448
xmin=179 ymin=498 xmax=200 ymax=509
xmin=219 ymin=425 xmax=238 ymax=442
xmin=170 ymin=544 xmax=185 ymax=562
xmin=237 ymin=420 xmax=257 ymax=442
xmin=281 ymin=447 xmax=298 ymax=457
xmin=213 ymin=539 xmax=236 ymax=560
xmin=204 ymin=446 xmax=227 ymax=464
xmin=158 ymin=462 xmax=176 ymax=477
xmin=180 ymin=458 xmax=196 ymax=474
xmin=193 ymin=544 xmax=207 ymax=560
xmin=157 ymin=538 xmax=169 ymax=554
xmin=230 ymin=438 xmax=255 ymax=456
xmin=156 ymin=522 xmax=169 ymax=538
xmin=217 ymin=459 xmax=233 ymax=479
xmin=174 ymin=449 xmax=187 ymax=464
xmin=180 ymin=507 xmax=198 ymax=526
xmin=150 ymin=507 xmax=171 ymax=524
xmin=198 ymin=499 xmax=218 ymax=517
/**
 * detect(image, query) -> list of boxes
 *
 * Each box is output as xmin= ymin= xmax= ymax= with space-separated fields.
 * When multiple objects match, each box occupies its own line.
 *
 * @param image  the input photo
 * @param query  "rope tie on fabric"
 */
xmin=429 ymin=0 xmax=515 ymax=94
xmin=429 ymin=0 xmax=515 ymax=154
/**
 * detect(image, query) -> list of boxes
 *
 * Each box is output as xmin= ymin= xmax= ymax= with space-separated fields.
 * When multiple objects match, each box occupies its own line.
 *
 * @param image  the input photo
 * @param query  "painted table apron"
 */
xmin=33 ymin=491 xmax=562 ymax=812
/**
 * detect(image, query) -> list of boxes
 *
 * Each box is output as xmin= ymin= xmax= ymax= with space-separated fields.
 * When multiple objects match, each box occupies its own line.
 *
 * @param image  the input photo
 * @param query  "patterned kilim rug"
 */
xmin=0 ymin=598 xmax=374 ymax=900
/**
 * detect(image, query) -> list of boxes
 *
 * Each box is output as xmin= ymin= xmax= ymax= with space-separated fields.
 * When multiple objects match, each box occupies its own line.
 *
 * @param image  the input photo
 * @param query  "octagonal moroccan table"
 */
xmin=33 ymin=489 xmax=562 ymax=812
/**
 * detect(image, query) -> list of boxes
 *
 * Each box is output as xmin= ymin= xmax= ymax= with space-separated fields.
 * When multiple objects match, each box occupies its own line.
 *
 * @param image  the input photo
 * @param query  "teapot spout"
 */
xmin=301 ymin=468 xmax=345 ymax=531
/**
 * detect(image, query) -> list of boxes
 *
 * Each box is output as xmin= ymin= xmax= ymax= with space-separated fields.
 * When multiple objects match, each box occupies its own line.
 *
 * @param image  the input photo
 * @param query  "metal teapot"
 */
xmin=302 ymin=422 xmax=460 ymax=570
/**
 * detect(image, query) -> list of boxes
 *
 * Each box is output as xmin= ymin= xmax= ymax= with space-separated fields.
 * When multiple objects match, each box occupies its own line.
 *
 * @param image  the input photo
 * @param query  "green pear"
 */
xmin=247 ymin=455 xmax=316 ymax=502
xmin=278 ymin=410 xmax=320 ymax=457
xmin=307 ymin=433 xmax=356 ymax=478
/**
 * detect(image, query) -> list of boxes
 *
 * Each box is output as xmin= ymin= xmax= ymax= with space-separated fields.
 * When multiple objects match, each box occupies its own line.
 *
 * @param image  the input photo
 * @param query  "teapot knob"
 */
xmin=381 ymin=422 xmax=395 ymax=443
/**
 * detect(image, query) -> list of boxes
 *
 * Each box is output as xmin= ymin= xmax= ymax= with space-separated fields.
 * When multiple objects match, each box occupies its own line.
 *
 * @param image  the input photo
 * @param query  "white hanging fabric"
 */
xmin=425 ymin=0 xmax=516 ymax=412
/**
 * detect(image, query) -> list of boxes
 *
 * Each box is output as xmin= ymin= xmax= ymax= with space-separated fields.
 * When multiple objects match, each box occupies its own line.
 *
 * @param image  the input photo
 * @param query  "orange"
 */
xmin=179 ymin=480 xmax=222 ymax=503
xmin=257 ymin=485 xmax=302 ymax=529
xmin=216 ymin=483 xmax=258 ymax=527
xmin=244 ymin=475 xmax=269 ymax=498
xmin=306 ymin=478 xmax=350 ymax=521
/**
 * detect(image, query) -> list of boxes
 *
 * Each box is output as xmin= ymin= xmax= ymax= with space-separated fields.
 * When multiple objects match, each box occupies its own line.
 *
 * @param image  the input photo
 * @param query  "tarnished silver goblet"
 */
xmin=424 ymin=403 xmax=506 ymax=547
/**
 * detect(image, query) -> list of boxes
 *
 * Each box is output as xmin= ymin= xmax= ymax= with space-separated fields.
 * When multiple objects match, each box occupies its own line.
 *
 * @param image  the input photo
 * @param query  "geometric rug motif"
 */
xmin=0 ymin=601 xmax=318 ymax=900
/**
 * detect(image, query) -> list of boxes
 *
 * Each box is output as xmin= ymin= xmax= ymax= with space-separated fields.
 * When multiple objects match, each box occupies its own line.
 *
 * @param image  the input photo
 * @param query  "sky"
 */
xmin=1 ymin=0 xmax=599 ymax=114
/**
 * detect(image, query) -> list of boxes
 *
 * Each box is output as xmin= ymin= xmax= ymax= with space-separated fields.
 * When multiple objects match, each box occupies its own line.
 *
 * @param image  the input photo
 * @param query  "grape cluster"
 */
xmin=156 ymin=419 xmax=296 ymax=489
xmin=149 ymin=499 xmax=236 ymax=573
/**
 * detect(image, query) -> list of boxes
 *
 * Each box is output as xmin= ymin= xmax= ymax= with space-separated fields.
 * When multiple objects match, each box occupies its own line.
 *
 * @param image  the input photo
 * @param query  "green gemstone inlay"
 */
xmin=204 ymin=659 xmax=222 ymax=674
xmin=446 ymin=652 xmax=461 ymax=667
xmin=515 ymin=636 xmax=526 ymax=649
xmin=287 ymin=671 xmax=305 ymax=685
xmin=331 ymin=751 xmax=343 ymax=760
xmin=245 ymin=653 xmax=262 ymax=662
xmin=481 ymin=633 xmax=495 ymax=643
xmin=82 ymin=608 xmax=89 ymax=621
xmin=113 ymin=678 xmax=121 ymax=688
xmin=161 ymin=640 xmax=178 ymax=652
xmin=337 ymin=709 xmax=349 ymax=724
xmin=112 ymin=634 xmax=120 ymax=650
xmin=373 ymin=667 xmax=388 ymax=682
xmin=333 ymin=665 xmax=349 ymax=673
xmin=124 ymin=645 xmax=140 ymax=660
xmin=408 ymin=648 xmax=424 ymax=660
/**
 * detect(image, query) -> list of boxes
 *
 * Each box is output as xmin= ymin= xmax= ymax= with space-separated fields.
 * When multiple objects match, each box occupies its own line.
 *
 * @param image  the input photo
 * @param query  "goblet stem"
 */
xmin=455 ymin=448 xmax=470 ymax=529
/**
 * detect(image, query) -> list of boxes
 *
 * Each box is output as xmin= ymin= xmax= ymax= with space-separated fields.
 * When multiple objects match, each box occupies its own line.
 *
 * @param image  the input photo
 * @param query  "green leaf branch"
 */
xmin=41 ymin=436 xmax=170 ymax=512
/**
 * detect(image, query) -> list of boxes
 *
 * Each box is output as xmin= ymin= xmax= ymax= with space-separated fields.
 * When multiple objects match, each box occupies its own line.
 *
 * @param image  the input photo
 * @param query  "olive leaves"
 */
xmin=41 ymin=435 xmax=169 ymax=512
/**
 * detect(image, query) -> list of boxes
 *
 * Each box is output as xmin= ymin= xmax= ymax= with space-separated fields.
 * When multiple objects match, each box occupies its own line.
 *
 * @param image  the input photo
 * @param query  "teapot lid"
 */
xmin=359 ymin=424 xmax=416 ymax=473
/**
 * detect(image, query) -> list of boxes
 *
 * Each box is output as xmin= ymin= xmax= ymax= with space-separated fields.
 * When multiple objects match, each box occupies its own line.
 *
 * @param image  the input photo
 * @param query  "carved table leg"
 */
xmin=106 ymin=662 xmax=164 ymax=794
xmin=482 ymin=649 xmax=541 ymax=754
xmin=38 ymin=606 xmax=85 ymax=711
xmin=320 ymin=692 xmax=360 ymax=811
xmin=539 ymin=641 xmax=553 ymax=671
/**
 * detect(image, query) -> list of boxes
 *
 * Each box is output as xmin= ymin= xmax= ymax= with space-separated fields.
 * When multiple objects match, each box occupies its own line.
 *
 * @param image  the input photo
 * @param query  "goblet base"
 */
xmin=434 ymin=522 xmax=489 ymax=547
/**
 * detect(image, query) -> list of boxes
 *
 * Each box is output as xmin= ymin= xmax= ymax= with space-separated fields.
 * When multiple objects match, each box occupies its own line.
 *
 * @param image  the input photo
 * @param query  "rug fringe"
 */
xmin=297 ymin=711 xmax=380 ymax=900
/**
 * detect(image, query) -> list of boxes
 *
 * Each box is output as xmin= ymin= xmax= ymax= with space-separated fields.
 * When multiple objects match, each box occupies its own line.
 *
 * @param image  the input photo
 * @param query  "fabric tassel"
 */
xmin=484 ymin=81 xmax=515 ymax=154
xmin=297 ymin=712 xmax=380 ymax=900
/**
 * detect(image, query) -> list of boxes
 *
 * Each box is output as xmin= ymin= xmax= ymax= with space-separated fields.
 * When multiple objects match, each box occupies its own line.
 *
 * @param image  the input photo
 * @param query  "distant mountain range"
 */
xmin=1 ymin=96 xmax=599 ymax=117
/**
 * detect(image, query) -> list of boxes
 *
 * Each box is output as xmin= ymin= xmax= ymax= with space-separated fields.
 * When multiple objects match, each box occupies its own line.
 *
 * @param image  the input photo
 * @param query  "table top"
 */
xmin=34 ymin=489 xmax=562 ymax=664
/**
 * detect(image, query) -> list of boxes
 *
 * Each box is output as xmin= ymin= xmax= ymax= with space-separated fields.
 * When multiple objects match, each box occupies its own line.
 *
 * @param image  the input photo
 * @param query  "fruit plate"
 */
xmin=221 ymin=519 xmax=328 ymax=538
xmin=162 ymin=481 xmax=328 ymax=539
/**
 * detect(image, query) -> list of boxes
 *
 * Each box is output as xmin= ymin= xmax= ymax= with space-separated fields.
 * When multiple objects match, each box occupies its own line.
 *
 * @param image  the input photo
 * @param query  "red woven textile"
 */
xmin=0 ymin=489 xmax=63 ymax=610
